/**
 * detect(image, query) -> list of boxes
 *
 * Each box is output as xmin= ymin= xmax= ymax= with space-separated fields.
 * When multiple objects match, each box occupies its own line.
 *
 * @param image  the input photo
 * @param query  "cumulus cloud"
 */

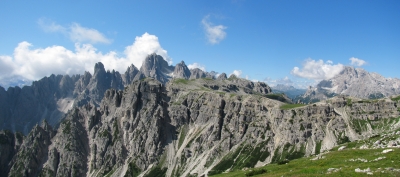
xmin=291 ymin=59 xmax=344 ymax=80
xmin=37 ymin=18 xmax=66 ymax=33
xmin=38 ymin=19 xmax=111 ymax=44
xmin=124 ymin=32 xmax=171 ymax=68
xmin=230 ymin=70 xmax=242 ymax=77
xmin=188 ymin=63 xmax=206 ymax=71
xmin=264 ymin=76 xmax=293 ymax=86
xmin=69 ymin=23 xmax=111 ymax=44
xmin=0 ymin=33 xmax=171 ymax=88
xmin=349 ymin=57 xmax=367 ymax=67
xmin=0 ymin=56 xmax=15 ymax=80
xmin=201 ymin=15 xmax=227 ymax=44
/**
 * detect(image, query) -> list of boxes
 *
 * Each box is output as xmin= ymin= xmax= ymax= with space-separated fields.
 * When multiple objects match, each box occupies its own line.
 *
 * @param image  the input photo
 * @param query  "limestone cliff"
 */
xmin=4 ymin=77 xmax=400 ymax=177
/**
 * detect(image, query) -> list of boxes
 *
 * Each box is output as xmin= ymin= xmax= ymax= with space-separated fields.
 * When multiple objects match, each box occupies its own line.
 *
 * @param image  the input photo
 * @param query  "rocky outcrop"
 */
xmin=189 ymin=68 xmax=206 ymax=79
xmin=75 ymin=62 xmax=125 ymax=107
xmin=123 ymin=64 xmax=143 ymax=85
xmin=173 ymin=61 xmax=191 ymax=79
xmin=0 ymin=74 xmax=80 ymax=134
xmin=0 ymin=54 xmax=255 ymax=135
xmin=1 ymin=60 xmax=145 ymax=134
xmin=4 ymin=78 xmax=399 ymax=177
xmin=298 ymin=67 xmax=400 ymax=103
xmin=8 ymin=121 xmax=54 ymax=177
xmin=140 ymin=53 xmax=174 ymax=83
xmin=217 ymin=73 xmax=227 ymax=80
xmin=0 ymin=130 xmax=23 ymax=175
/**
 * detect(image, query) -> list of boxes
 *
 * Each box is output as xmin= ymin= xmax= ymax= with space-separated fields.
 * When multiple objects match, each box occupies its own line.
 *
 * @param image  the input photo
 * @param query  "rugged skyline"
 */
xmin=1 ymin=1 xmax=399 ymax=88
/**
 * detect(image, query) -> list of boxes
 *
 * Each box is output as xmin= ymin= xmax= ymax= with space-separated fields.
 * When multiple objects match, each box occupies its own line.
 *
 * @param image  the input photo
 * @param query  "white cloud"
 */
xmin=349 ymin=57 xmax=367 ymax=67
xmin=69 ymin=23 xmax=111 ymax=44
xmin=188 ymin=63 xmax=206 ymax=71
xmin=124 ymin=32 xmax=171 ymax=69
xmin=264 ymin=76 xmax=318 ymax=89
xmin=201 ymin=15 xmax=227 ymax=44
xmin=230 ymin=70 xmax=242 ymax=77
xmin=0 ymin=56 xmax=16 ymax=80
xmin=291 ymin=59 xmax=344 ymax=80
xmin=38 ymin=18 xmax=66 ymax=33
xmin=38 ymin=19 xmax=111 ymax=44
xmin=0 ymin=33 xmax=171 ymax=88
xmin=264 ymin=76 xmax=293 ymax=86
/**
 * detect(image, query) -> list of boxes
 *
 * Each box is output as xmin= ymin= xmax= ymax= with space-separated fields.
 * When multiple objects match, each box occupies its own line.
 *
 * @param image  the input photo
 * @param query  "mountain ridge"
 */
xmin=296 ymin=66 xmax=400 ymax=103
xmin=1 ymin=77 xmax=399 ymax=176
xmin=0 ymin=53 xmax=235 ymax=134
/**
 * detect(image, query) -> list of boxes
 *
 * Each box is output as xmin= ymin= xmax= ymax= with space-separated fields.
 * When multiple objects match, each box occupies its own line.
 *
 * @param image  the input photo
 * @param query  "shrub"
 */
xmin=245 ymin=168 xmax=267 ymax=176
xmin=277 ymin=159 xmax=290 ymax=165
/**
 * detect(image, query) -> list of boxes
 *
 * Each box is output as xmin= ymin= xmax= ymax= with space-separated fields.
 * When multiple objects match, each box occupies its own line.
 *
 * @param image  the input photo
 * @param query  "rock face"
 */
xmin=3 ymin=77 xmax=400 ymax=177
xmin=74 ymin=62 xmax=125 ymax=107
xmin=0 ymin=130 xmax=23 ymax=175
xmin=0 ymin=54 xmax=221 ymax=135
xmin=217 ymin=73 xmax=227 ymax=80
xmin=0 ymin=74 xmax=80 ymax=134
xmin=0 ymin=63 xmax=129 ymax=134
xmin=189 ymin=68 xmax=207 ymax=79
xmin=173 ymin=61 xmax=191 ymax=79
xmin=298 ymin=67 xmax=400 ymax=103
xmin=8 ymin=121 xmax=55 ymax=177
xmin=140 ymin=53 xmax=175 ymax=83
xmin=123 ymin=64 xmax=143 ymax=85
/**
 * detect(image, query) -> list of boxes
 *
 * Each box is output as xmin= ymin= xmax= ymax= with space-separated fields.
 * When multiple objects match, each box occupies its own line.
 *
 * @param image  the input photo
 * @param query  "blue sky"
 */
xmin=0 ymin=0 xmax=399 ymax=88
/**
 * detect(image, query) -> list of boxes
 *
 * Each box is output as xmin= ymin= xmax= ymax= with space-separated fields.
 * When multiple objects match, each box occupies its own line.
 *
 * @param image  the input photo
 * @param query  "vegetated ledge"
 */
xmin=210 ymin=125 xmax=400 ymax=177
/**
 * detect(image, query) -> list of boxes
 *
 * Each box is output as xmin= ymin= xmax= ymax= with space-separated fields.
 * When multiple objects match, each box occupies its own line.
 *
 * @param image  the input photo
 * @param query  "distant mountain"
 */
xmin=271 ymin=84 xmax=306 ymax=99
xmin=0 ymin=62 xmax=138 ymax=134
xmin=297 ymin=66 xmax=400 ymax=103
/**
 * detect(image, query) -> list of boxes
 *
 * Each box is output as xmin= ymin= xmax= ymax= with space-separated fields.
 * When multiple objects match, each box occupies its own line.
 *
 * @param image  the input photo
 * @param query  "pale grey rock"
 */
xmin=4 ymin=77 xmax=399 ymax=177
xmin=140 ymin=53 xmax=174 ymax=83
xmin=355 ymin=167 xmax=371 ymax=173
xmin=75 ymin=62 xmax=125 ymax=107
xmin=217 ymin=73 xmax=227 ymax=80
xmin=8 ymin=121 xmax=54 ymax=177
xmin=173 ymin=61 xmax=191 ymax=79
xmin=298 ymin=67 xmax=400 ymax=102
xmin=382 ymin=149 xmax=393 ymax=153
xmin=123 ymin=64 xmax=141 ymax=85
xmin=189 ymin=68 xmax=206 ymax=79
xmin=0 ymin=74 xmax=80 ymax=134
xmin=3 ymin=55 xmax=400 ymax=177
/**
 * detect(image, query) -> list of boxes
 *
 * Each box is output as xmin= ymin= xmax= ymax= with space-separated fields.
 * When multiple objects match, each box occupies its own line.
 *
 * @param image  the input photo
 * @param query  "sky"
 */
xmin=0 ymin=0 xmax=399 ymax=89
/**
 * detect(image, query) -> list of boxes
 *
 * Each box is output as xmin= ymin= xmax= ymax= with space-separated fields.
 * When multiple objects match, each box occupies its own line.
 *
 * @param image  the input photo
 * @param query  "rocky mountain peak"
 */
xmin=173 ymin=61 xmax=191 ymax=79
xmin=140 ymin=53 xmax=174 ymax=83
xmin=217 ymin=73 xmax=227 ymax=80
xmin=297 ymin=66 xmax=400 ymax=103
xmin=93 ymin=62 xmax=106 ymax=77
xmin=228 ymin=74 xmax=238 ymax=80
xmin=189 ymin=68 xmax=206 ymax=79
xmin=123 ymin=64 xmax=142 ymax=85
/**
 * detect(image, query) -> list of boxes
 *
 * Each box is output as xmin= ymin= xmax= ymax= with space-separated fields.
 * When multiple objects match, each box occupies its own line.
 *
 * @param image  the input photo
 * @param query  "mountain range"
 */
xmin=0 ymin=54 xmax=400 ymax=177
xmin=271 ymin=84 xmax=306 ymax=99
xmin=0 ymin=53 xmax=217 ymax=134
xmin=296 ymin=66 xmax=400 ymax=103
